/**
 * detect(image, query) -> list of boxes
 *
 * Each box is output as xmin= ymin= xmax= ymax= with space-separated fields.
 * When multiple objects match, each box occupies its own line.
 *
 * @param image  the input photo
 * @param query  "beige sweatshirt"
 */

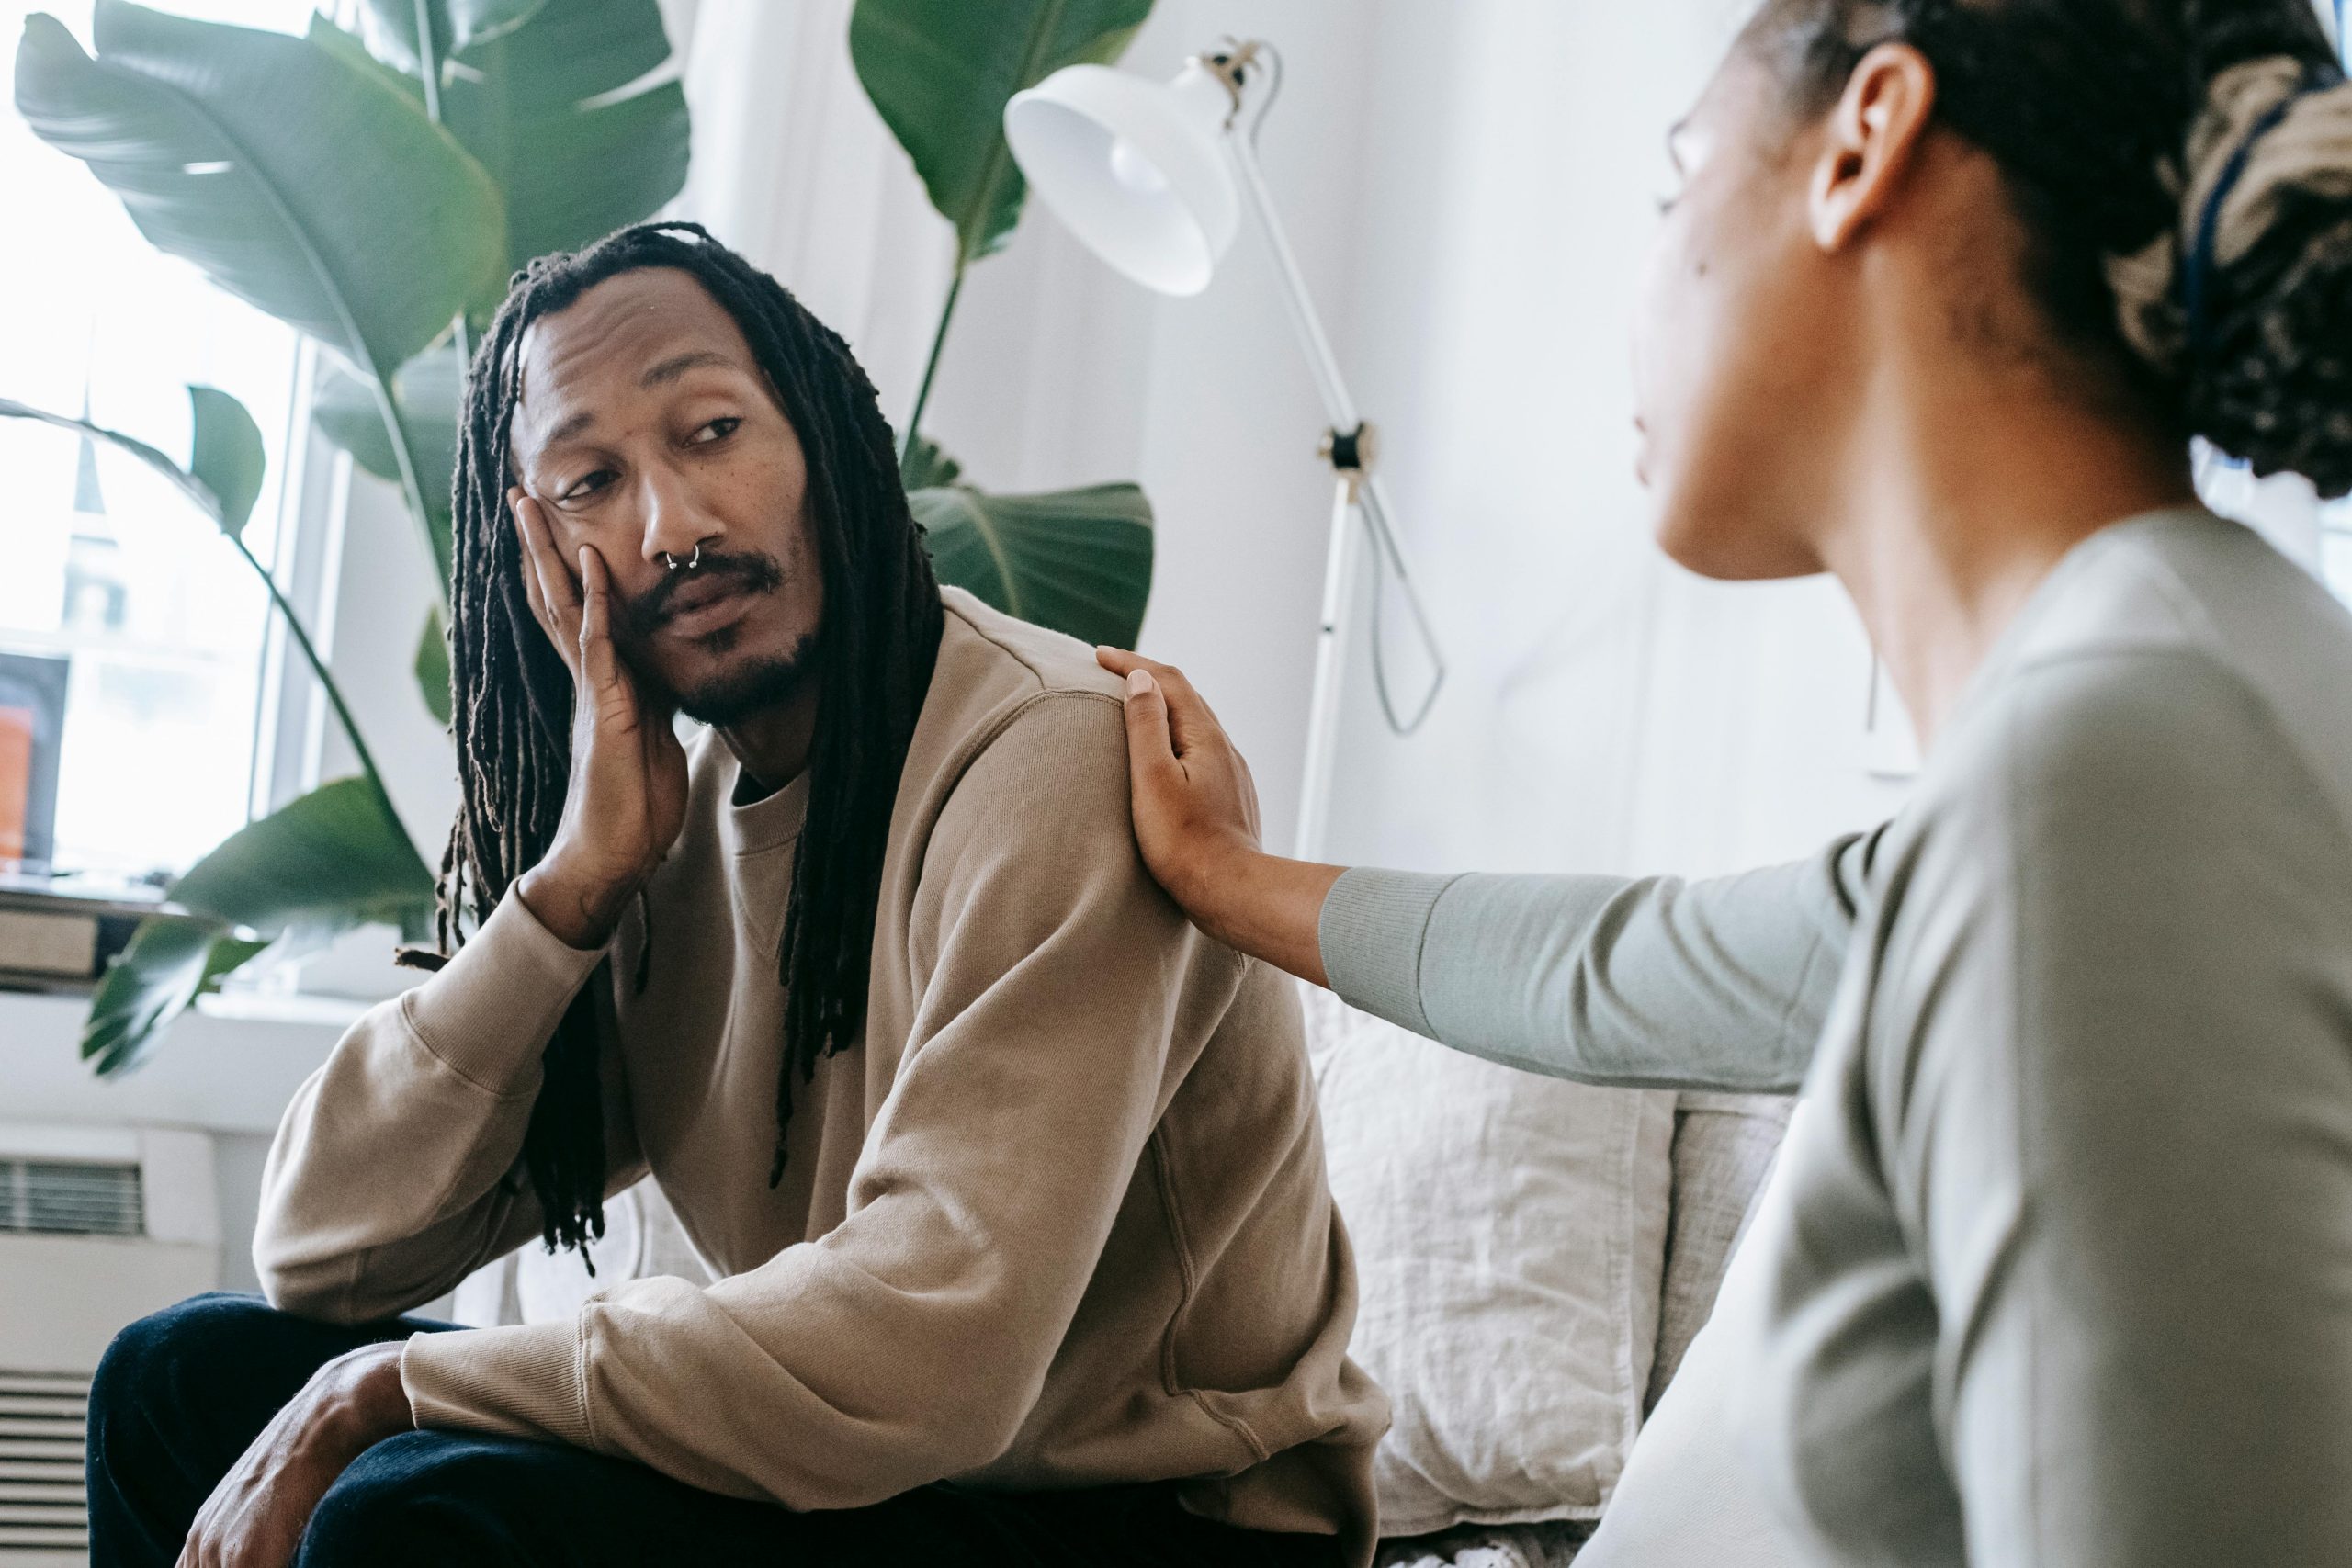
xmin=254 ymin=589 xmax=1385 ymax=1558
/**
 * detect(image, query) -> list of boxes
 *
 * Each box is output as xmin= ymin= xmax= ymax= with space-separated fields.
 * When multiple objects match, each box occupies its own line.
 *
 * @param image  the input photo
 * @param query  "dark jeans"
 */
xmin=88 ymin=1292 xmax=1342 ymax=1568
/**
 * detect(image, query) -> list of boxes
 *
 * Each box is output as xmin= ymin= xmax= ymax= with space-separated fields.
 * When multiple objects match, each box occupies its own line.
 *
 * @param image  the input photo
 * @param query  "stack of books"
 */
xmin=0 ymin=869 xmax=170 ymax=996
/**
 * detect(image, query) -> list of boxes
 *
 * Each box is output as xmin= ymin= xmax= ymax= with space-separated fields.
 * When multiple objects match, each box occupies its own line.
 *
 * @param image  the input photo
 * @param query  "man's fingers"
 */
xmin=576 ymin=547 xmax=628 ymax=705
xmin=512 ymin=491 xmax=588 ymax=679
xmin=509 ymin=491 xmax=550 ymax=628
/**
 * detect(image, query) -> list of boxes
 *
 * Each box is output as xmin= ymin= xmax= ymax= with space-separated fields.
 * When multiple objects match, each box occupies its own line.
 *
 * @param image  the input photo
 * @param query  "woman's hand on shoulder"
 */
xmin=1095 ymin=647 xmax=1340 ymax=985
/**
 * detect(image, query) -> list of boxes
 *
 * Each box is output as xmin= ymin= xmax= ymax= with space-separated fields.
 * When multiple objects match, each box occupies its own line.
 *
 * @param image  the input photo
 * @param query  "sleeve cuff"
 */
xmin=401 ymin=892 xmax=607 ymax=1098
xmin=1317 ymin=867 xmax=1461 ymax=1039
xmin=402 ymin=1320 xmax=594 ymax=1449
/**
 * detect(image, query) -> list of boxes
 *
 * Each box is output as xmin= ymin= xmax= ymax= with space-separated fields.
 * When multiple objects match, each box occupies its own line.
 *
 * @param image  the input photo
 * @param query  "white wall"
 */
xmin=910 ymin=0 xmax=1908 ymax=880
xmin=322 ymin=0 xmax=2349 ymax=935
xmin=310 ymin=0 xmax=1905 ymax=919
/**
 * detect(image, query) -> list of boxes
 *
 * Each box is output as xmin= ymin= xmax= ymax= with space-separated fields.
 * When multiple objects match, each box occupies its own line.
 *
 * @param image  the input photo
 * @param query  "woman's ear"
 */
xmin=1810 ymin=41 xmax=1939 ymax=252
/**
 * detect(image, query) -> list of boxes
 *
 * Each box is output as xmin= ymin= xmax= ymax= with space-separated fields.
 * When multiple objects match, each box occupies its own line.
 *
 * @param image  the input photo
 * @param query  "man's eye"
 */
xmin=560 ymin=470 xmax=616 ymax=502
xmin=691 ymin=417 xmax=741 ymax=446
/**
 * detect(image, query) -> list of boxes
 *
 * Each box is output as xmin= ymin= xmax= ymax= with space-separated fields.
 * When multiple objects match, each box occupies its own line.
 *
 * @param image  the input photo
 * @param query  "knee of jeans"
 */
xmin=92 ymin=1292 xmax=277 ymax=1427
xmin=300 ymin=1433 xmax=518 ymax=1565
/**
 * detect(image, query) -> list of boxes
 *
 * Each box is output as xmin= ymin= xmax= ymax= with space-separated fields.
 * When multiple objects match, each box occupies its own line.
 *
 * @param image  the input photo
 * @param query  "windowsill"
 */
xmin=194 ymin=986 xmax=371 ymax=1030
xmin=2 ymin=983 xmax=357 ymax=1136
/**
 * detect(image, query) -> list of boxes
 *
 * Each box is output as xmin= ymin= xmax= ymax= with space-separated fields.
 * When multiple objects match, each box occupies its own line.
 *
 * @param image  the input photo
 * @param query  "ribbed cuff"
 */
xmin=401 ymin=893 xmax=606 ymax=1098
xmin=1316 ymin=867 xmax=1460 ymax=1039
xmin=402 ymin=1320 xmax=594 ymax=1448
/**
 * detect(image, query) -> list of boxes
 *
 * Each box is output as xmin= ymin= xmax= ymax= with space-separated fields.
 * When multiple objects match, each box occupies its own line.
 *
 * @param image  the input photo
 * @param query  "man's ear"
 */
xmin=1810 ymin=41 xmax=1939 ymax=252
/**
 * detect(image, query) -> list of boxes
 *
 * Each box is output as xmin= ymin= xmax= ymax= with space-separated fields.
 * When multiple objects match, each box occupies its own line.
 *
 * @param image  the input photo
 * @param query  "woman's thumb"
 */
xmin=1121 ymin=667 xmax=1177 ymax=774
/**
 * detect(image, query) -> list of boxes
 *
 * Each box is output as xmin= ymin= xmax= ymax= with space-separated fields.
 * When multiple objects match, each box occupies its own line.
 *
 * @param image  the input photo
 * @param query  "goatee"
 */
xmin=668 ymin=631 xmax=818 ymax=727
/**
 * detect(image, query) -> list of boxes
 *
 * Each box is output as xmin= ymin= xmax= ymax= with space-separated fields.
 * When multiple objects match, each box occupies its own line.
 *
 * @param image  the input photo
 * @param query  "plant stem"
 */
xmin=409 ymin=0 xmax=468 ymax=596
xmin=366 ymin=368 xmax=453 ymax=610
xmin=900 ymin=261 xmax=967 ymax=472
xmin=413 ymin=0 xmax=443 ymax=118
xmin=227 ymin=528 xmax=400 ymax=821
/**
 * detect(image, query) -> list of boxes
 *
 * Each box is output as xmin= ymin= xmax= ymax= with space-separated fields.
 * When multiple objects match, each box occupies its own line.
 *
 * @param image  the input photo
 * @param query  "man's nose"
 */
xmin=638 ymin=462 xmax=717 ymax=568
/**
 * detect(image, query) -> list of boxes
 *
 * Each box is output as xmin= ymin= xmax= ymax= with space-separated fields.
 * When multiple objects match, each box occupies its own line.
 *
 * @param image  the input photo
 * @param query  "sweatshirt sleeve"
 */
xmin=1317 ymin=832 xmax=1879 ymax=1093
xmin=252 ymin=892 xmax=644 ymax=1323
xmin=1862 ymin=652 xmax=2352 ymax=1565
xmin=400 ymin=692 xmax=1237 ymax=1508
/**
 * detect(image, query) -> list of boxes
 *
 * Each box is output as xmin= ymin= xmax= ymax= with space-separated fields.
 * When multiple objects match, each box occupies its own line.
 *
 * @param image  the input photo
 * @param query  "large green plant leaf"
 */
xmin=899 ymin=432 xmax=962 ymax=491
xmin=851 ymin=0 xmax=1153 ymax=265
xmin=435 ymin=0 xmax=689 ymax=281
xmin=187 ymin=385 xmax=265 ymax=538
xmin=914 ymin=475 xmax=1153 ymax=648
xmin=415 ymin=608 xmax=452 ymax=728
xmin=359 ymin=0 xmax=546 ymax=70
xmin=170 ymin=775 xmax=434 ymax=934
xmin=83 ymin=919 xmax=270 ymax=1075
xmin=14 ymin=0 xmax=506 ymax=380
xmin=82 ymin=776 xmax=435 ymax=1073
xmin=313 ymin=344 xmax=459 ymax=582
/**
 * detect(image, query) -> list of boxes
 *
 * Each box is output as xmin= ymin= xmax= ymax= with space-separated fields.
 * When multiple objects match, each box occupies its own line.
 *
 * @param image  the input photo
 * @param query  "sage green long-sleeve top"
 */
xmin=1317 ymin=509 xmax=2352 ymax=1567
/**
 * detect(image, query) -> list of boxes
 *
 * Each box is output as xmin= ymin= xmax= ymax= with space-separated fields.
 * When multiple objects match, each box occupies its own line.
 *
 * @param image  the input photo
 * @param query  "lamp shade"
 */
xmin=1004 ymin=62 xmax=1239 ymax=297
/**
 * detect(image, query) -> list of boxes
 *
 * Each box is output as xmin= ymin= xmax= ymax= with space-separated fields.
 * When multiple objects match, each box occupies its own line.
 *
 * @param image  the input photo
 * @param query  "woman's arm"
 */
xmin=1099 ymin=649 xmax=1877 ymax=1092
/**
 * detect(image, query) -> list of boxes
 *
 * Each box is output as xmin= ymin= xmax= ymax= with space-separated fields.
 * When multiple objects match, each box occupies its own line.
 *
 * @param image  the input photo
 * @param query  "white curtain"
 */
xmin=659 ymin=0 xmax=956 ymax=425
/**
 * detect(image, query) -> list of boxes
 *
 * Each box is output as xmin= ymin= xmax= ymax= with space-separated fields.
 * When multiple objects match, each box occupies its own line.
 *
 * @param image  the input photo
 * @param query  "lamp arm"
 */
xmin=1227 ymin=133 xmax=1361 ymax=432
xmin=1226 ymin=132 xmax=1447 ymax=723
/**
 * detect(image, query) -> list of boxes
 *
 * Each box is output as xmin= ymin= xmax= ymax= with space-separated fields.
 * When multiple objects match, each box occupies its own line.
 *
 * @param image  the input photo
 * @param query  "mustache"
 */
xmin=620 ymin=547 xmax=786 ymax=638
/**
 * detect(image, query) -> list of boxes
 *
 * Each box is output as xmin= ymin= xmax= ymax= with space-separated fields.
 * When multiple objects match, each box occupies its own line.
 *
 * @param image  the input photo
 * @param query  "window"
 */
xmin=1 ymin=0 xmax=319 ymax=880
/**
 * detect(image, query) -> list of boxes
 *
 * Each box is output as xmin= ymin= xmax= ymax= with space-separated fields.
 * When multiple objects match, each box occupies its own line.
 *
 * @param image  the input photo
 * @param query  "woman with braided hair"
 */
xmin=1102 ymin=1 xmax=2352 ymax=1563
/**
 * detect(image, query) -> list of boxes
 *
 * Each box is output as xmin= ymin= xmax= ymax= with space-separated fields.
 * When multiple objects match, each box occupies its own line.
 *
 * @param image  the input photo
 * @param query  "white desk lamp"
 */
xmin=1004 ymin=39 xmax=1445 ymax=861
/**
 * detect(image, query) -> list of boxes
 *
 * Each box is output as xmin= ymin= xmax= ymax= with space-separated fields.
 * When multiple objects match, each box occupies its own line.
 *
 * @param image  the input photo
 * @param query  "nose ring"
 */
xmin=661 ymin=544 xmax=702 ymax=572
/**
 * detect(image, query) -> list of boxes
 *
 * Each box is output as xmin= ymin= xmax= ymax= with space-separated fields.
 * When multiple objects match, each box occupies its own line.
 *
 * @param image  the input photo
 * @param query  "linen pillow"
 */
xmin=1572 ymin=1101 xmax=1816 ymax=1568
xmin=1647 ymin=1092 xmax=1792 ymax=1412
xmin=1303 ymin=987 xmax=1677 ymax=1537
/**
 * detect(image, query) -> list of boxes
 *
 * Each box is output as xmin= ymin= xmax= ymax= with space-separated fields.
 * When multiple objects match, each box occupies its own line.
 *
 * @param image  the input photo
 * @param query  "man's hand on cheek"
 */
xmin=507 ymin=489 xmax=691 ymax=949
xmin=176 ymin=1341 xmax=413 ymax=1568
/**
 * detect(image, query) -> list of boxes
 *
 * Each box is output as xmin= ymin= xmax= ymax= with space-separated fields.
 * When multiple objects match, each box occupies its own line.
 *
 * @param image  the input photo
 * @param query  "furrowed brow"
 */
xmin=639 ymin=349 xmax=735 ymax=389
xmin=539 ymin=408 xmax=596 ymax=448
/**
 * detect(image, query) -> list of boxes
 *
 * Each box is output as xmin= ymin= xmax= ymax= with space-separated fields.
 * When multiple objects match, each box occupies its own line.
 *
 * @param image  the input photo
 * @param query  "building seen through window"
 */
xmin=0 ymin=0 xmax=318 ymax=882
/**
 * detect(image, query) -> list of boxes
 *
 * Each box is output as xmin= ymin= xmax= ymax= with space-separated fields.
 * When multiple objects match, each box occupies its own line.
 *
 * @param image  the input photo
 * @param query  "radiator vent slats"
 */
xmin=0 ymin=1371 xmax=90 ymax=1556
xmin=1 ymin=1158 xmax=142 ymax=1238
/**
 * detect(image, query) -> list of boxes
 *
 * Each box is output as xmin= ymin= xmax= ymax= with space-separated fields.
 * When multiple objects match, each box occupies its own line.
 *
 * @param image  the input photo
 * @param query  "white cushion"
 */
xmin=1572 ymin=1100 xmax=1816 ymax=1568
xmin=1304 ymin=987 xmax=1676 ymax=1537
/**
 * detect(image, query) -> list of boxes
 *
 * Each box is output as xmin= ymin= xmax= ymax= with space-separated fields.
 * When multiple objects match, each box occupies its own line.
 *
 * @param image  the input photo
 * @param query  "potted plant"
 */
xmin=6 ymin=0 xmax=1159 ymax=1067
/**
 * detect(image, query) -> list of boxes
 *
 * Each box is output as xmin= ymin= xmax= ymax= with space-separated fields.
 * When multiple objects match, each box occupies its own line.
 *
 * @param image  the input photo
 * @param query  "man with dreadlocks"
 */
xmin=85 ymin=222 xmax=1384 ymax=1568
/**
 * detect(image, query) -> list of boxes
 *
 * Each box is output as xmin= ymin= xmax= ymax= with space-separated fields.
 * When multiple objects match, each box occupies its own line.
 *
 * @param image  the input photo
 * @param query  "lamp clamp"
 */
xmin=1193 ymin=38 xmax=1265 ymax=127
xmin=1319 ymin=421 xmax=1379 ymax=482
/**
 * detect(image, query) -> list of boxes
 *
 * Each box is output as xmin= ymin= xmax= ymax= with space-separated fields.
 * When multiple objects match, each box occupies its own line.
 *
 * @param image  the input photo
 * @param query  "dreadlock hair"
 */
xmin=433 ymin=221 xmax=944 ymax=1257
xmin=1740 ymin=0 xmax=2352 ymax=495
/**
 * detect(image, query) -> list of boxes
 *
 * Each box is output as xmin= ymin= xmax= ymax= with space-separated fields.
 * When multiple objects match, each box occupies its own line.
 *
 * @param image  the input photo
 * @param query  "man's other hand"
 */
xmin=176 ymin=1341 xmax=412 ymax=1568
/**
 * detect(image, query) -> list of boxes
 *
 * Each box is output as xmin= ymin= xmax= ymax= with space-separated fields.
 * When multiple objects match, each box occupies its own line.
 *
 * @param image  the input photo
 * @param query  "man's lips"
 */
xmin=653 ymin=577 xmax=753 ymax=637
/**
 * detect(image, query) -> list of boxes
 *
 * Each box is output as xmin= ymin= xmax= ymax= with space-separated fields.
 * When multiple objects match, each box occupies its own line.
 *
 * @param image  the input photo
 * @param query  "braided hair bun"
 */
xmin=2145 ymin=40 xmax=2352 ymax=495
xmin=1748 ymin=0 xmax=2352 ymax=496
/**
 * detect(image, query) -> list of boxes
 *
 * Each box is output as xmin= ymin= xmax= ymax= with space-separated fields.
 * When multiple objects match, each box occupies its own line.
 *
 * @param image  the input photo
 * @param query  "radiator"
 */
xmin=0 ymin=1124 xmax=219 ymax=1566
